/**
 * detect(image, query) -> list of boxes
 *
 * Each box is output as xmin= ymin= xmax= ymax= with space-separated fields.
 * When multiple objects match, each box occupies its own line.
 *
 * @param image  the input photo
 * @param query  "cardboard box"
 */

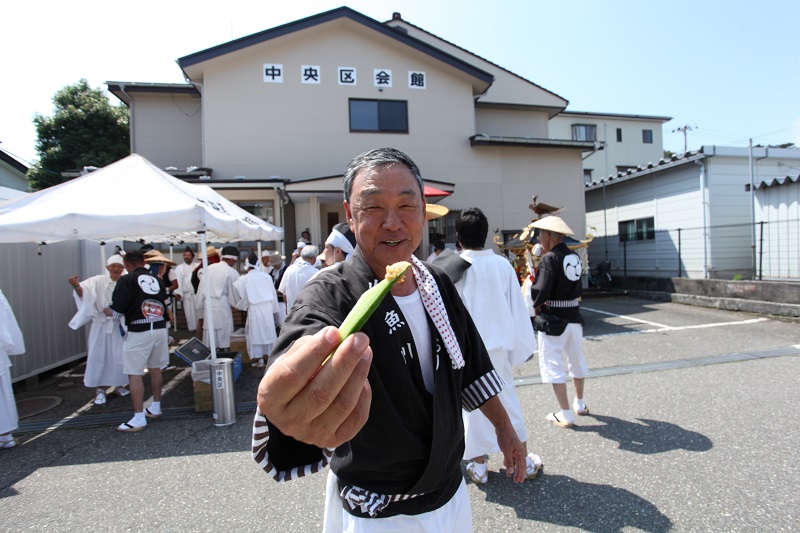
xmin=230 ymin=340 xmax=250 ymax=364
xmin=193 ymin=380 xmax=212 ymax=413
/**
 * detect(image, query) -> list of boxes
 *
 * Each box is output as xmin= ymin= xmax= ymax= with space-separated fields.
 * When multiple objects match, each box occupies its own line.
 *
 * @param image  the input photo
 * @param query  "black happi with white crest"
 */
xmin=252 ymin=250 xmax=502 ymax=518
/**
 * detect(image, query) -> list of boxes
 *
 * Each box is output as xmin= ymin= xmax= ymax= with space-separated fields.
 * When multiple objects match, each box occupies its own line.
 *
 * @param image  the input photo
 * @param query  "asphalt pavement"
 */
xmin=1 ymin=296 xmax=798 ymax=532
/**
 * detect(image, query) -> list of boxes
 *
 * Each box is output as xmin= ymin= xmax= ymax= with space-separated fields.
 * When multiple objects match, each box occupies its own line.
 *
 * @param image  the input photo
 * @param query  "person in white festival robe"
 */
xmin=0 ymin=288 xmax=25 ymax=449
xmin=452 ymin=208 xmax=542 ymax=485
xmin=68 ymin=254 xmax=129 ymax=405
xmin=277 ymin=244 xmax=319 ymax=314
xmin=173 ymin=247 xmax=200 ymax=332
xmin=197 ymin=246 xmax=240 ymax=350
xmin=232 ymin=253 xmax=281 ymax=368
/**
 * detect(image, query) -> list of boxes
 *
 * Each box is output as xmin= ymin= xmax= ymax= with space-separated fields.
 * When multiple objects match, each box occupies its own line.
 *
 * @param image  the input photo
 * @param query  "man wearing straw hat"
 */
xmin=529 ymin=215 xmax=589 ymax=429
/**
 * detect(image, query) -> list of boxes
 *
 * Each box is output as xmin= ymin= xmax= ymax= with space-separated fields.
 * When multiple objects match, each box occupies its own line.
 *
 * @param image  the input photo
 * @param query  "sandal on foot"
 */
xmin=115 ymin=387 xmax=130 ymax=397
xmin=573 ymin=403 xmax=589 ymax=416
xmin=465 ymin=461 xmax=488 ymax=485
xmin=94 ymin=391 xmax=107 ymax=405
xmin=145 ymin=407 xmax=162 ymax=419
xmin=1 ymin=438 xmax=17 ymax=449
xmin=251 ymin=360 xmax=265 ymax=368
xmin=546 ymin=412 xmax=574 ymax=428
xmin=525 ymin=453 xmax=543 ymax=479
xmin=117 ymin=422 xmax=146 ymax=432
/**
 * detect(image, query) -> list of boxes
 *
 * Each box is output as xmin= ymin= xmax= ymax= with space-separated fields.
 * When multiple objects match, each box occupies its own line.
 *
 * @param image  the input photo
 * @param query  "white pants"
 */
xmin=537 ymin=323 xmax=588 ymax=383
xmin=323 ymin=470 xmax=472 ymax=533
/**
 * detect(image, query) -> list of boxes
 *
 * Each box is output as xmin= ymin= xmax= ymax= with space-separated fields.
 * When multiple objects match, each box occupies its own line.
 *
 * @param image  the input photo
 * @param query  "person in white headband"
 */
xmin=323 ymin=222 xmax=357 ymax=265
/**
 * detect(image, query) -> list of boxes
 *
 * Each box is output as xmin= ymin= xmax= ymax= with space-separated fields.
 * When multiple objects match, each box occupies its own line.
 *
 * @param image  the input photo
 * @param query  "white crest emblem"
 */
xmin=563 ymin=255 xmax=582 ymax=282
xmin=137 ymin=274 xmax=161 ymax=295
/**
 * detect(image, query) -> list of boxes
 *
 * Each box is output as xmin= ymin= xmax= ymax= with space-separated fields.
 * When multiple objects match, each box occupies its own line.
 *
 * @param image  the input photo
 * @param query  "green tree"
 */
xmin=28 ymin=79 xmax=129 ymax=190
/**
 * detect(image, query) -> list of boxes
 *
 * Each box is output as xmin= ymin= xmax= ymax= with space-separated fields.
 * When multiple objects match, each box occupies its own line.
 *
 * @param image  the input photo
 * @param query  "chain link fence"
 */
xmin=587 ymin=218 xmax=800 ymax=282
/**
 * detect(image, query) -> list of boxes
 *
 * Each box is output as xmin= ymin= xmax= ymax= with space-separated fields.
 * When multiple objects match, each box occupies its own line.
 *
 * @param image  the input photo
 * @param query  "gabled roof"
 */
xmin=557 ymin=110 xmax=672 ymax=123
xmin=106 ymin=82 xmax=199 ymax=106
xmin=0 ymin=148 xmax=28 ymax=174
xmin=177 ymin=6 xmax=493 ymax=88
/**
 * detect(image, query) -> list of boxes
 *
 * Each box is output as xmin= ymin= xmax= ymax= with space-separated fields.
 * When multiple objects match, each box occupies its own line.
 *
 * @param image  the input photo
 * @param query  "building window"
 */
xmin=616 ymin=128 xmax=623 ymax=142
xmin=642 ymin=129 xmax=653 ymax=144
xmin=583 ymin=169 xmax=593 ymax=184
xmin=571 ymin=124 xmax=597 ymax=142
xmin=619 ymin=217 xmax=655 ymax=242
xmin=349 ymin=99 xmax=408 ymax=133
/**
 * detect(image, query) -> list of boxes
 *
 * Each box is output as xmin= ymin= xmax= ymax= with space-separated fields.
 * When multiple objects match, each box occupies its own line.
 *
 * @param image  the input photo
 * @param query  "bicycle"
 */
xmin=587 ymin=260 xmax=612 ymax=289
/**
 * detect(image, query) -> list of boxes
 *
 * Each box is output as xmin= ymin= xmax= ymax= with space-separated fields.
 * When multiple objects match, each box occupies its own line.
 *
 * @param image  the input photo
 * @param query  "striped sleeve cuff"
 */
xmin=461 ymin=369 xmax=504 ymax=412
xmin=251 ymin=409 xmax=334 ymax=482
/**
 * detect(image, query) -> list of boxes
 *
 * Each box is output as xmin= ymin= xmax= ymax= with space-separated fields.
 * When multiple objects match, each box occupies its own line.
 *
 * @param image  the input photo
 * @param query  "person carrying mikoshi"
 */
xmin=253 ymin=147 xmax=529 ymax=531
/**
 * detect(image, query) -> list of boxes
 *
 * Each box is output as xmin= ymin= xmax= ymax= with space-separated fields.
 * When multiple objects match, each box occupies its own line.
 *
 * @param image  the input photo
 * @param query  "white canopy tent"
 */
xmin=0 ymin=154 xmax=284 ymax=354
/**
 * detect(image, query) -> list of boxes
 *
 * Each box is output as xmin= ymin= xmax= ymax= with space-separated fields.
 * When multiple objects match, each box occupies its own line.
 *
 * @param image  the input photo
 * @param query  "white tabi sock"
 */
xmin=560 ymin=409 xmax=575 ymax=424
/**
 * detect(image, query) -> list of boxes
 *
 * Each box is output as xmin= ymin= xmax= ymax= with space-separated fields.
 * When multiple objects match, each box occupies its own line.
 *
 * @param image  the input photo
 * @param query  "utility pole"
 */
xmin=672 ymin=125 xmax=694 ymax=153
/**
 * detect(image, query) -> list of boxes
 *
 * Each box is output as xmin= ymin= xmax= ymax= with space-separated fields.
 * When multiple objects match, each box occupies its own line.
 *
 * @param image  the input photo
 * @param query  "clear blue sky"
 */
xmin=2 ymin=0 xmax=798 ymax=167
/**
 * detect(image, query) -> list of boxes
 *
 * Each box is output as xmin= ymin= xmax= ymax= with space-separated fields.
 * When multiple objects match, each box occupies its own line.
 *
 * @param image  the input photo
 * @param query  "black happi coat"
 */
xmin=254 ymin=251 xmax=500 ymax=517
xmin=530 ymin=242 xmax=584 ymax=324
xmin=110 ymin=267 xmax=168 ymax=332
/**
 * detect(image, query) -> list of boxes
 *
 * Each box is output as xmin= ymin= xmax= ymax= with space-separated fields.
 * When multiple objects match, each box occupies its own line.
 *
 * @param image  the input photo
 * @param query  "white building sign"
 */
xmin=374 ymin=69 xmax=392 ymax=87
xmin=263 ymin=64 xmax=284 ymax=83
xmin=301 ymin=65 xmax=321 ymax=84
xmin=409 ymin=71 xmax=426 ymax=89
xmin=338 ymin=67 xmax=357 ymax=85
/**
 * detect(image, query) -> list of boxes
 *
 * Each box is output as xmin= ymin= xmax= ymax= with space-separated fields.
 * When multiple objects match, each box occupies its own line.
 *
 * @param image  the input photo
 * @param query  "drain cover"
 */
xmin=16 ymin=396 xmax=63 ymax=419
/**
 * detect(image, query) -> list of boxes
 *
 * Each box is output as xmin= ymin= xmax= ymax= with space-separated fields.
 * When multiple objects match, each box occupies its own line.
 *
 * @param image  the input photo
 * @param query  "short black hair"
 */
xmin=124 ymin=250 xmax=145 ymax=266
xmin=456 ymin=207 xmax=488 ymax=249
xmin=432 ymin=240 xmax=445 ymax=251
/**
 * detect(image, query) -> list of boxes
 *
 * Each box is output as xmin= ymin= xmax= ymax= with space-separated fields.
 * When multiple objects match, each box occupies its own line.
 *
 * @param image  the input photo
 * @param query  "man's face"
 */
xmin=183 ymin=251 xmax=194 ymax=264
xmin=106 ymin=263 xmax=124 ymax=281
xmin=323 ymin=243 xmax=340 ymax=266
xmin=344 ymin=163 xmax=424 ymax=278
xmin=261 ymin=256 xmax=270 ymax=267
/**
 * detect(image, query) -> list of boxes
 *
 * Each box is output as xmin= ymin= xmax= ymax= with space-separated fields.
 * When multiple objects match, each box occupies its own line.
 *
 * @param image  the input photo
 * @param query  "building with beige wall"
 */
xmin=108 ymin=7 xmax=597 ymax=257
xmin=549 ymin=111 xmax=672 ymax=185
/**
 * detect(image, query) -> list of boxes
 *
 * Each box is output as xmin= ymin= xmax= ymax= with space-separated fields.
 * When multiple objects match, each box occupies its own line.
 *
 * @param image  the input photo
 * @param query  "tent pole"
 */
xmin=169 ymin=244 xmax=176 ymax=331
xmin=200 ymin=231 xmax=217 ymax=358
xmin=100 ymin=242 xmax=106 ymax=271
xmin=257 ymin=241 xmax=262 ymax=270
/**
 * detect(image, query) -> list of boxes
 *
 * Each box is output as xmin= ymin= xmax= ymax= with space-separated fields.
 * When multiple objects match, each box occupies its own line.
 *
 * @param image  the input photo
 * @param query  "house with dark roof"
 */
xmin=0 ymin=147 xmax=28 ymax=192
xmin=107 ymin=7 xmax=598 ymax=255
xmin=584 ymin=145 xmax=800 ymax=280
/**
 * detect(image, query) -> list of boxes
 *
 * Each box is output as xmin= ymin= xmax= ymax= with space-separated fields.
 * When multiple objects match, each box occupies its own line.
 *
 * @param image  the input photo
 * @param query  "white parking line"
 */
xmin=581 ymin=306 xmax=770 ymax=340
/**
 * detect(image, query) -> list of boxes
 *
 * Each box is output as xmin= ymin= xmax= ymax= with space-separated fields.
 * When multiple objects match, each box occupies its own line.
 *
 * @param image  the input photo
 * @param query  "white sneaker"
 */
xmin=465 ymin=461 xmax=488 ymax=484
xmin=525 ymin=453 xmax=543 ymax=479
xmin=94 ymin=391 xmax=107 ymax=405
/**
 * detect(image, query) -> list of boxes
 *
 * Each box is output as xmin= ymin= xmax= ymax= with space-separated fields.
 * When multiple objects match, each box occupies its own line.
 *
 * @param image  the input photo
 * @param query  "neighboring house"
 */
xmin=0 ymin=147 xmax=28 ymax=192
xmin=584 ymin=145 xmax=800 ymax=280
xmin=549 ymin=111 xmax=672 ymax=185
xmin=107 ymin=7 xmax=599 ymax=255
xmin=753 ymin=173 xmax=800 ymax=280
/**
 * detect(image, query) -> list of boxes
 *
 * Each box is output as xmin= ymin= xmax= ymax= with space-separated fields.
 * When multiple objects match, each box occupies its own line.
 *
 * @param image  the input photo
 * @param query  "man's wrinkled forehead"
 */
xmin=353 ymin=164 xmax=422 ymax=199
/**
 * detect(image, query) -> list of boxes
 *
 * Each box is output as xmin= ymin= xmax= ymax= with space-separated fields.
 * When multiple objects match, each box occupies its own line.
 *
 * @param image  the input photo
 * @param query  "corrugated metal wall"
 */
xmin=0 ymin=240 xmax=121 ymax=382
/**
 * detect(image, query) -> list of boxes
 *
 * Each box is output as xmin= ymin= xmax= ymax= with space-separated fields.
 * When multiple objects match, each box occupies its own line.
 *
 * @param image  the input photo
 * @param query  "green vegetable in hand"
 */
xmin=315 ymin=261 xmax=411 ymax=374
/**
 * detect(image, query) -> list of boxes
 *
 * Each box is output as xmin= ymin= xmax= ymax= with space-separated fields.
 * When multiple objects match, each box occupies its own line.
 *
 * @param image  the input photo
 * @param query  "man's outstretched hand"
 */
xmin=257 ymin=326 xmax=372 ymax=448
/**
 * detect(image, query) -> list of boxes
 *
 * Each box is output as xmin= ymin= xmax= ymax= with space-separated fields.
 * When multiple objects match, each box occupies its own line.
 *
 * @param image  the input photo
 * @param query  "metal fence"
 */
xmin=587 ymin=218 xmax=800 ymax=282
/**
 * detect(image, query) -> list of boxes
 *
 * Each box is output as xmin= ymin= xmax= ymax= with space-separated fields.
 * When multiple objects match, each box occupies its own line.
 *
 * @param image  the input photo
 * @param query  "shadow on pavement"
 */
xmin=572 ymin=414 xmax=713 ymax=454
xmin=478 ymin=473 xmax=673 ymax=533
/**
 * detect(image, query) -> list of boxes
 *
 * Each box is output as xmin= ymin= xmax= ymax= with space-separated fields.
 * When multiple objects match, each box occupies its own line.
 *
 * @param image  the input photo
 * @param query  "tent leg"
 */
xmin=200 ymin=231 xmax=217 ymax=359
